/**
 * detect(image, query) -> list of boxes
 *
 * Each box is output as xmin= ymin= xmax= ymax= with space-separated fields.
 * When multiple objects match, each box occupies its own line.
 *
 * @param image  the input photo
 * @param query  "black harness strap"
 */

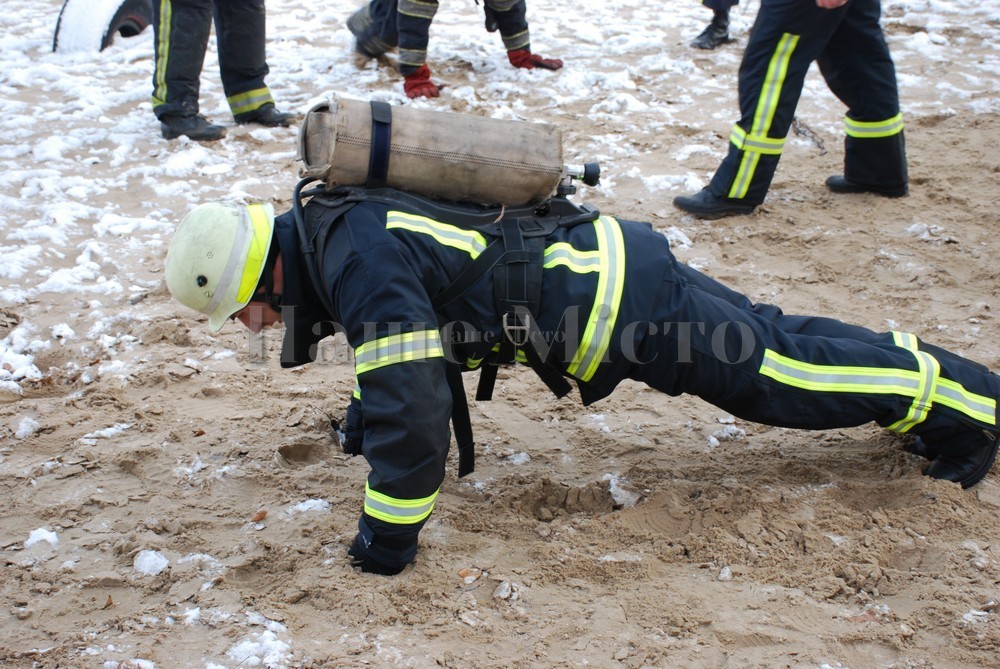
xmin=490 ymin=217 xmax=572 ymax=399
xmin=294 ymin=182 xmax=594 ymax=479
xmin=444 ymin=361 xmax=476 ymax=477
xmin=367 ymin=101 xmax=392 ymax=188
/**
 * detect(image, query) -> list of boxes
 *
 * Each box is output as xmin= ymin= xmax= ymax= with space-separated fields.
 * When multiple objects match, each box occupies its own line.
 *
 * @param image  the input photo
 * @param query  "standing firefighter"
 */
xmin=165 ymin=181 xmax=1000 ymax=576
xmin=674 ymin=0 xmax=907 ymax=219
xmin=346 ymin=0 xmax=563 ymax=98
xmin=151 ymin=0 xmax=295 ymax=141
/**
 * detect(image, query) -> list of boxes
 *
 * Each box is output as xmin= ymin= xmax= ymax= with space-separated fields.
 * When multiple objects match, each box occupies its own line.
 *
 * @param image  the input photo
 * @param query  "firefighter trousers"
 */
xmin=630 ymin=260 xmax=998 ymax=457
xmin=151 ymin=0 xmax=275 ymax=121
xmin=348 ymin=0 xmax=530 ymax=76
xmin=708 ymin=0 xmax=907 ymax=205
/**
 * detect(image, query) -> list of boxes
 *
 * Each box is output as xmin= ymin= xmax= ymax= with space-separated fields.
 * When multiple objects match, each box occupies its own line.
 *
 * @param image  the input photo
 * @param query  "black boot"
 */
xmin=236 ymin=103 xmax=296 ymax=128
xmin=673 ymin=188 xmax=756 ymax=219
xmin=160 ymin=114 xmax=226 ymax=141
xmin=924 ymin=432 xmax=1000 ymax=489
xmin=825 ymin=175 xmax=909 ymax=198
xmin=691 ymin=10 xmax=731 ymax=50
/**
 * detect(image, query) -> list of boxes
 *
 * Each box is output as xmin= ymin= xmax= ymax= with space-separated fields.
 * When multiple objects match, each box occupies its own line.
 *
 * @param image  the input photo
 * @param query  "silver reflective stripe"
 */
xmin=543 ymin=244 xmax=601 ymax=272
xmin=386 ymin=211 xmax=488 ymax=259
xmin=759 ymin=351 xmax=922 ymax=394
xmin=364 ymin=495 xmax=434 ymax=519
xmin=202 ymin=208 xmax=250 ymax=317
xmin=354 ymin=330 xmax=444 ymax=375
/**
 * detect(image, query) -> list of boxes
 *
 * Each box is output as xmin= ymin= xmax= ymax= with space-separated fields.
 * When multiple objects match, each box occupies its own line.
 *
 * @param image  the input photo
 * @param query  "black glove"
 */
xmin=340 ymin=397 xmax=364 ymax=456
xmin=348 ymin=516 xmax=418 ymax=576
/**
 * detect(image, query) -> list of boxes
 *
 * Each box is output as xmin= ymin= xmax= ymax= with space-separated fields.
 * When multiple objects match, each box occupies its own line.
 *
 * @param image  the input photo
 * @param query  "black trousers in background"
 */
xmin=708 ymin=0 xmax=907 ymax=205
xmin=151 ymin=0 xmax=275 ymax=121
xmin=348 ymin=0 xmax=530 ymax=76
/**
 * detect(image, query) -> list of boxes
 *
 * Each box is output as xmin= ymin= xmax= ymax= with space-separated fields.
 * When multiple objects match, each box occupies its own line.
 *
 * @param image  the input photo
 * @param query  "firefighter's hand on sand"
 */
xmin=507 ymin=48 xmax=564 ymax=70
xmin=404 ymin=65 xmax=441 ymax=98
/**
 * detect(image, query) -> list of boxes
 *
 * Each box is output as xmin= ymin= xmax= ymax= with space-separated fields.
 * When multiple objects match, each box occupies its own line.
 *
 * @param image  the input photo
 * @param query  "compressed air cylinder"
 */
xmin=297 ymin=96 xmax=564 ymax=206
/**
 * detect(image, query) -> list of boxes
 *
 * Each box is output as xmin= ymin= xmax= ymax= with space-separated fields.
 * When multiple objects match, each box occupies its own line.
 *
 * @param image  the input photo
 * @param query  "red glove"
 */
xmin=403 ymin=65 xmax=440 ymax=98
xmin=507 ymin=48 xmax=564 ymax=71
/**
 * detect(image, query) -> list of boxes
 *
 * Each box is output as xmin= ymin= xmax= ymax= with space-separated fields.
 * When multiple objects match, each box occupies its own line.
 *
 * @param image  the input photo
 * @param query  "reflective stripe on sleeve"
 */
xmin=364 ymin=482 xmax=438 ymax=524
xmin=354 ymin=330 xmax=444 ymax=376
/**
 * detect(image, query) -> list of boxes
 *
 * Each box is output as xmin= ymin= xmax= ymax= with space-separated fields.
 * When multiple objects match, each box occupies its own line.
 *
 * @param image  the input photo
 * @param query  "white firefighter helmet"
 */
xmin=165 ymin=202 xmax=275 ymax=331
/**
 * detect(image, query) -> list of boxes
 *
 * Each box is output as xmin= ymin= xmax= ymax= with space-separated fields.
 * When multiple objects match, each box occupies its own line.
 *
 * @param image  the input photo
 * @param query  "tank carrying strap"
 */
xmin=368 ymin=101 xmax=392 ymax=188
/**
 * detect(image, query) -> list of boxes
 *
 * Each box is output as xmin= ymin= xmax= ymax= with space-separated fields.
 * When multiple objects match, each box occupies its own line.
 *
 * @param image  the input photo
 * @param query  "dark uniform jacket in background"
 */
xmin=270 ymin=196 xmax=998 ymax=569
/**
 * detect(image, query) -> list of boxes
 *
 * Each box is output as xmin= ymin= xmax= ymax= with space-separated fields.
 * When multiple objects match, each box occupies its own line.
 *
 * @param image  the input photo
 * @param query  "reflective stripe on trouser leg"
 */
xmin=485 ymin=0 xmax=530 ymax=51
xmin=364 ymin=481 xmax=438 ymax=524
xmin=396 ymin=0 xmax=436 ymax=75
xmin=758 ymin=333 xmax=996 ymax=433
xmin=727 ymin=32 xmax=799 ymax=199
xmin=214 ymin=0 xmax=271 ymax=118
xmin=151 ymin=0 xmax=213 ymax=115
xmin=843 ymin=115 xmax=907 ymax=188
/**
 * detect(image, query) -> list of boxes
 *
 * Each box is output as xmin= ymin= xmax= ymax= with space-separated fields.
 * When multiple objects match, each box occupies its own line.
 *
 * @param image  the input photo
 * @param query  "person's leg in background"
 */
xmin=151 ymin=0 xmax=226 ymax=140
xmin=214 ymin=0 xmax=294 ymax=127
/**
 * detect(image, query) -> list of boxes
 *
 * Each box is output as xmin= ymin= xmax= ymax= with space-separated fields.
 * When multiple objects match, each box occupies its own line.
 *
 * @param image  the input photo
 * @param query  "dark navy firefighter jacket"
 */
xmin=270 ymin=197 xmax=1000 ymax=571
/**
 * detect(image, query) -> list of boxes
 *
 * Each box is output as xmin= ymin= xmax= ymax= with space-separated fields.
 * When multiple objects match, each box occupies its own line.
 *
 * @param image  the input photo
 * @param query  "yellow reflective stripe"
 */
xmin=398 ymin=49 xmax=428 ymax=68
xmin=890 ymin=331 xmax=996 ymax=427
xmin=566 ymin=216 xmax=626 ymax=382
xmin=352 ymin=378 xmax=361 ymax=400
xmin=729 ymin=125 xmax=785 ymax=155
xmin=760 ymin=349 xmax=921 ymax=395
xmin=886 ymin=332 xmax=938 ymax=433
xmin=729 ymin=32 xmax=798 ymax=198
xmin=355 ymin=330 xmax=444 ymax=375
xmin=760 ymin=338 xmax=997 ymax=432
xmin=152 ymin=0 xmax=172 ymax=107
xmin=399 ymin=0 xmax=438 ymax=19
xmin=486 ymin=0 xmax=521 ymax=11
xmin=543 ymin=242 xmax=601 ymax=272
xmin=228 ymin=87 xmax=274 ymax=116
xmin=844 ymin=113 xmax=904 ymax=139
xmin=364 ymin=482 xmax=438 ymax=524
xmin=386 ymin=211 xmax=488 ymax=259
xmin=936 ymin=378 xmax=996 ymax=425
xmin=235 ymin=204 xmax=273 ymax=303
xmin=501 ymin=29 xmax=530 ymax=51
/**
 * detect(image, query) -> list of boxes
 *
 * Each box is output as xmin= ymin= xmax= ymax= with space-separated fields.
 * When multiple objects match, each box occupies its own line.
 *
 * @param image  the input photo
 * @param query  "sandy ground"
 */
xmin=3 ymin=1 xmax=1000 ymax=667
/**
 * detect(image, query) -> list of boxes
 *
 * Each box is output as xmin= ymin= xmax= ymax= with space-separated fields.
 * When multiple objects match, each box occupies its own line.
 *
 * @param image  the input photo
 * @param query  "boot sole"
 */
xmin=826 ymin=178 xmax=908 ymax=198
xmin=673 ymin=204 xmax=756 ymax=220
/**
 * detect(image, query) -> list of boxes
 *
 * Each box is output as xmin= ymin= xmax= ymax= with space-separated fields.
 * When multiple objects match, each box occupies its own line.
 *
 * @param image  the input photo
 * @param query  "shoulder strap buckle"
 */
xmin=502 ymin=310 xmax=532 ymax=347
